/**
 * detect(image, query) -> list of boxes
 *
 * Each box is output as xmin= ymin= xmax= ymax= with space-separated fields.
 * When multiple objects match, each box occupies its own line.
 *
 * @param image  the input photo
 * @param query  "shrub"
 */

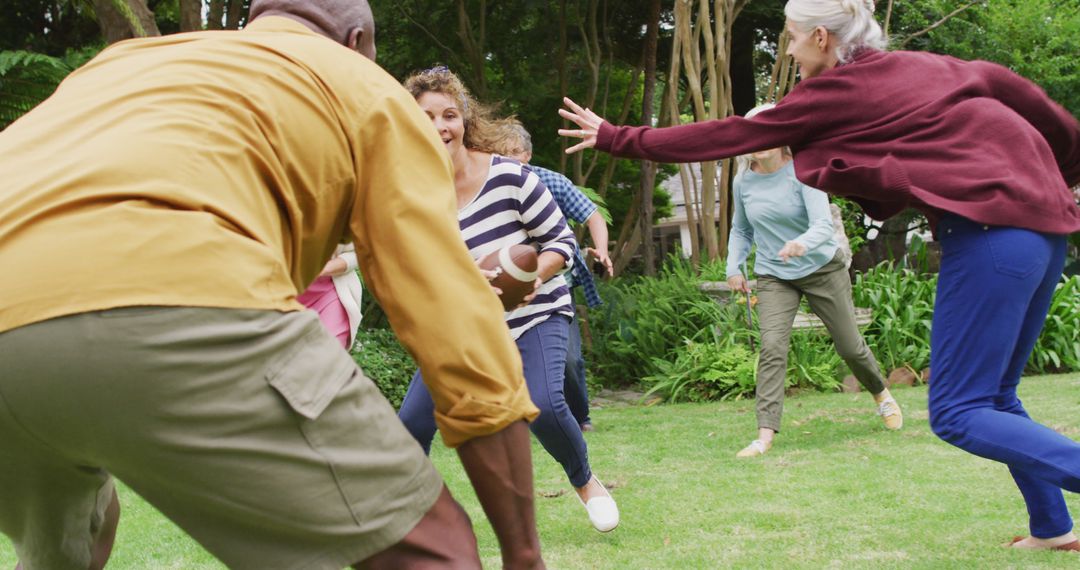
xmin=586 ymin=257 xmax=724 ymax=387
xmin=852 ymin=262 xmax=936 ymax=373
xmin=642 ymin=338 xmax=757 ymax=403
xmin=853 ymin=264 xmax=1078 ymax=376
xmin=350 ymin=328 xmax=415 ymax=409
xmin=786 ymin=329 xmax=845 ymax=392
xmin=1029 ymin=275 xmax=1080 ymax=374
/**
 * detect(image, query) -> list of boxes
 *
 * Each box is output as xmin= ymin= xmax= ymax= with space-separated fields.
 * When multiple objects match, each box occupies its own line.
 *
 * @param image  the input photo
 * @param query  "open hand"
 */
xmin=557 ymin=97 xmax=604 ymax=155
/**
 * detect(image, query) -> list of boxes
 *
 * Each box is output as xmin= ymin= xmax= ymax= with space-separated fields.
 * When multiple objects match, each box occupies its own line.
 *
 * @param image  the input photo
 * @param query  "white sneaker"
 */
xmin=577 ymin=476 xmax=619 ymax=532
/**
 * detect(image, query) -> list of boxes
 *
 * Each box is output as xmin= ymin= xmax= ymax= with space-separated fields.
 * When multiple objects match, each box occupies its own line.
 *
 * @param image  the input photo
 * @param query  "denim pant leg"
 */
xmin=563 ymin=314 xmax=592 ymax=425
xmin=397 ymin=370 xmax=438 ymax=455
xmin=929 ymin=216 xmax=1077 ymax=537
xmin=518 ymin=315 xmax=592 ymax=488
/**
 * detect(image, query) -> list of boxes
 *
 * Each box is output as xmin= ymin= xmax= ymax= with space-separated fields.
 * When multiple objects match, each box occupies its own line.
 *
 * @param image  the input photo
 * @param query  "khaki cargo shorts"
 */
xmin=0 ymin=307 xmax=442 ymax=569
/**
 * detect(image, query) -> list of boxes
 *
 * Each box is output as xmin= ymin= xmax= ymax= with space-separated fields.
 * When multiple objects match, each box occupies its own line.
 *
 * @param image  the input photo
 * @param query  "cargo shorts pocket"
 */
xmin=263 ymin=320 xmax=423 ymax=527
xmin=265 ymin=325 xmax=355 ymax=421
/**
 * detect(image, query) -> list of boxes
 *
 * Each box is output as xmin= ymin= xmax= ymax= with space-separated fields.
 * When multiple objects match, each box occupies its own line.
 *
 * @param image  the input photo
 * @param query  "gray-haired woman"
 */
xmin=561 ymin=0 xmax=1080 ymax=552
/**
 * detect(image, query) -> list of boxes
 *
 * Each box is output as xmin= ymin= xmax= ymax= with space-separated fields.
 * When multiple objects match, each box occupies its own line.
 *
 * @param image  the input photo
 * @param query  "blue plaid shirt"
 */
xmin=529 ymin=165 xmax=603 ymax=307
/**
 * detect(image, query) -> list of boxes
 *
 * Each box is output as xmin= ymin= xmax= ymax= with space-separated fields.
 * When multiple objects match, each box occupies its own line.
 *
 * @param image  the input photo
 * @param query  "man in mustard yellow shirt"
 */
xmin=0 ymin=0 xmax=545 ymax=568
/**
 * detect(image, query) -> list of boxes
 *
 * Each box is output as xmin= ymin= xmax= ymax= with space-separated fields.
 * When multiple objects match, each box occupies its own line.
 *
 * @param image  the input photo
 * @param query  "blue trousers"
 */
xmin=928 ymin=215 xmax=1076 ymax=538
xmin=397 ymin=315 xmax=593 ymax=487
xmin=564 ymin=313 xmax=592 ymax=426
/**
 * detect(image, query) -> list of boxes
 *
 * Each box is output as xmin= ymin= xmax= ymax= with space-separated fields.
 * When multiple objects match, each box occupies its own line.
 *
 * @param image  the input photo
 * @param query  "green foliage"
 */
xmin=591 ymin=256 xmax=851 ymax=400
xmin=853 ymin=264 xmax=1079 ymax=376
xmin=1 ymin=0 xmax=102 ymax=55
xmin=1029 ymin=275 xmax=1080 ymax=374
xmin=691 ymin=256 xmax=734 ymax=282
xmin=350 ymin=328 xmax=415 ymax=409
xmin=587 ymin=257 xmax=725 ymax=386
xmin=642 ymin=338 xmax=756 ymax=403
xmin=786 ymin=329 xmax=845 ymax=392
xmin=0 ymin=46 xmax=100 ymax=129
xmin=892 ymin=0 xmax=1080 ymax=118
xmin=831 ymin=197 xmax=867 ymax=255
xmin=852 ymin=262 xmax=936 ymax=373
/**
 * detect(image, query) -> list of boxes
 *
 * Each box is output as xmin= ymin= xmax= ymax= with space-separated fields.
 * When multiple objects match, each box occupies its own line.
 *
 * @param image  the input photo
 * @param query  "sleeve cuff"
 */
xmin=435 ymin=383 xmax=540 ymax=448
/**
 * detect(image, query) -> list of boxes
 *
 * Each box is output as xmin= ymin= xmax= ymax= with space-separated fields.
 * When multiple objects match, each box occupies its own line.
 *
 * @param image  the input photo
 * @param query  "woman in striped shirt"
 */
xmin=396 ymin=67 xmax=619 ymax=533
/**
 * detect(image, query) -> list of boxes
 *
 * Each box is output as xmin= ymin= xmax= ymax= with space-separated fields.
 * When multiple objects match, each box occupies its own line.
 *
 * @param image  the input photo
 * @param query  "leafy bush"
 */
xmin=586 ymin=257 xmax=724 ymax=387
xmin=851 ymin=263 xmax=936 ymax=373
xmin=786 ymin=329 xmax=845 ymax=392
xmin=642 ymin=338 xmax=756 ymax=402
xmin=1029 ymin=275 xmax=1080 ymax=374
xmin=350 ymin=328 xmax=415 ymax=409
xmin=853 ymin=264 xmax=1079 ymax=376
xmin=1 ymin=47 xmax=100 ymax=129
xmin=589 ymin=255 xmax=852 ymax=399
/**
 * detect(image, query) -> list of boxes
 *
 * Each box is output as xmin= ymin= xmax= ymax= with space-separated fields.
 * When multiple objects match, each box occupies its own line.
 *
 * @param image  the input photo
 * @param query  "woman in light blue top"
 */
xmin=726 ymin=103 xmax=902 ymax=458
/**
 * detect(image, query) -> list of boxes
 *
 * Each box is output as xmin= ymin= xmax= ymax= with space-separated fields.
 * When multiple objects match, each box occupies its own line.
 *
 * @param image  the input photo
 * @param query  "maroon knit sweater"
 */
xmin=597 ymin=49 xmax=1080 ymax=235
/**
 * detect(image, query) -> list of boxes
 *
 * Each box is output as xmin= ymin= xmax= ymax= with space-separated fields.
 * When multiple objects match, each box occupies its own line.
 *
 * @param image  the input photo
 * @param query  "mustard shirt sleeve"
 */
xmin=348 ymin=88 xmax=539 ymax=447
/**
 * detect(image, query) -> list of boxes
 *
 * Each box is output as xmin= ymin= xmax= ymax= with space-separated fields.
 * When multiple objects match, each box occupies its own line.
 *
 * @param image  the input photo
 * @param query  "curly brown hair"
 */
xmin=403 ymin=66 xmax=516 ymax=154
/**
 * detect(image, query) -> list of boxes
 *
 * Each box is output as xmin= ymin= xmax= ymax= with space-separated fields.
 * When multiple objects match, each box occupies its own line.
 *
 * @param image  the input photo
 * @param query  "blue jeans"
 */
xmin=397 ymin=315 xmax=593 ymax=487
xmin=564 ymin=313 xmax=592 ymax=425
xmin=929 ymin=215 xmax=1077 ymax=538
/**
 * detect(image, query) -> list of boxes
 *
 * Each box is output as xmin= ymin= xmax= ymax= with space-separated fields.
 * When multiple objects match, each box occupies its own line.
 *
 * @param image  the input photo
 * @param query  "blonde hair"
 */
xmin=784 ymin=0 xmax=886 ymax=63
xmin=403 ymin=66 xmax=516 ymax=154
xmin=735 ymin=103 xmax=792 ymax=176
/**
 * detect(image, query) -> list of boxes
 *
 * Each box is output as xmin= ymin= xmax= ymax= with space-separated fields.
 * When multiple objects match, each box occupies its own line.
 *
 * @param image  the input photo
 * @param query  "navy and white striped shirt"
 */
xmin=459 ymin=156 xmax=576 ymax=339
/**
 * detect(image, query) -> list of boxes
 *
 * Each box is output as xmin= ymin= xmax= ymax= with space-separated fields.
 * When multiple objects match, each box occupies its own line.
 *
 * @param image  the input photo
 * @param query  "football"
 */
xmin=478 ymin=244 xmax=540 ymax=310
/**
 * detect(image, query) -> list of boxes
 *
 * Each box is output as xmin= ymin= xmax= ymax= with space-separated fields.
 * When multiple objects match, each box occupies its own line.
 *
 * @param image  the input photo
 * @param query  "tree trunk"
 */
xmin=226 ymin=0 xmax=245 ymax=30
xmin=207 ymin=0 xmax=225 ymax=30
xmin=765 ymin=29 xmax=797 ymax=103
xmin=93 ymin=0 xmax=160 ymax=43
xmin=179 ymin=0 xmax=201 ymax=32
xmin=456 ymin=0 xmax=488 ymax=98
xmin=572 ymin=0 xmax=602 ymax=184
xmin=557 ymin=0 xmax=569 ymax=173
xmin=637 ymin=0 xmax=661 ymax=276
xmin=730 ymin=13 xmax=756 ymax=116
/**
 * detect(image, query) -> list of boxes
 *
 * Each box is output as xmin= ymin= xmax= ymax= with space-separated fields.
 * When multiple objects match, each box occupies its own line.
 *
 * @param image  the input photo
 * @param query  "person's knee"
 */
xmin=833 ymin=337 xmax=868 ymax=361
xmin=929 ymin=408 xmax=964 ymax=444
xmin=758 ymin=333 xmax=789 ymax=358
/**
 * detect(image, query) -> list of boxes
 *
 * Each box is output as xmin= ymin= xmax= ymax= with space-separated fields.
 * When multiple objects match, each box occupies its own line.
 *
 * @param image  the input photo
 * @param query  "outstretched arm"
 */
xmin=559 ymin=96 xmax=803 ymax=163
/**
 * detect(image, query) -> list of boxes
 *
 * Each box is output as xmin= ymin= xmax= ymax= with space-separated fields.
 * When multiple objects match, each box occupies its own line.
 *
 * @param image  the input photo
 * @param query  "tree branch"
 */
xmin=396 ymin=3 xmax=459 ymax=61
xmin=896 ymin=1 xmax=984 ymax=49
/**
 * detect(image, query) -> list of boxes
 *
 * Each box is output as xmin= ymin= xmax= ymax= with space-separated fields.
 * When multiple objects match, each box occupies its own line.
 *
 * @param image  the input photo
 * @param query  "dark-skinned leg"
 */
xmin=458 ymin=421 xmax=545 ymax=569
xmin=357 ymin=422 xmax=543 ymax=570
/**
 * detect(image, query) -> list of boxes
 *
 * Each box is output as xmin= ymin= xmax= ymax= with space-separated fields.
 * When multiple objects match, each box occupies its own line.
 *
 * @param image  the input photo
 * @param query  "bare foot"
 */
xmin=1007 ymin=532 xmax=1079 ymax=550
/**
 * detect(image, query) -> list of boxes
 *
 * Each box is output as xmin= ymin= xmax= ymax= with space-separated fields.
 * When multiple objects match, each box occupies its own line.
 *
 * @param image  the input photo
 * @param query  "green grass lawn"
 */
xmin=3 ymin=373 xmax=1079 ymax=568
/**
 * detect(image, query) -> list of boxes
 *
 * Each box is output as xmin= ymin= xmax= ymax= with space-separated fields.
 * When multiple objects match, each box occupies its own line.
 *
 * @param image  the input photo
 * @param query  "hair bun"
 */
xmin=841 ymin=0 xmax=875 ymax=14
